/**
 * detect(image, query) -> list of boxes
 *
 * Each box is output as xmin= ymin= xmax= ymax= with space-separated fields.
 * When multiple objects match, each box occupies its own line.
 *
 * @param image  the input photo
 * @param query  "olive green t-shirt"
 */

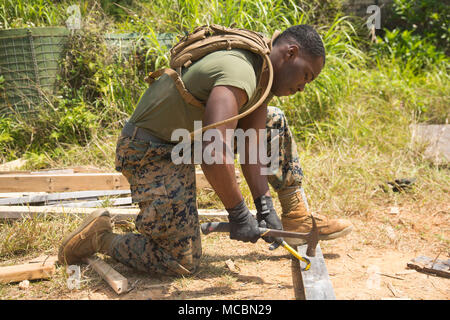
xmin=129 ymin=49 xmax=264 ymax=142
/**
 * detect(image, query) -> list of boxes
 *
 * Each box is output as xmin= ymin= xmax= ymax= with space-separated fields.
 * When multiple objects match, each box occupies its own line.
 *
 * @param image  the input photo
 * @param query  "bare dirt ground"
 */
xmin=1 ymin=202 xmax=448 ymax=300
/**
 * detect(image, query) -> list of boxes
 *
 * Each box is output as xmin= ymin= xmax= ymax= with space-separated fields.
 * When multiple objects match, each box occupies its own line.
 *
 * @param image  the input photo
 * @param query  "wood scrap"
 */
xmin=376 ymin=272 xmax=405 ymax=280
xmin=0 ymin=173 xmax=130 ymax=192
xmin=84 ymin=257 xmax=128 ymax=295
xmin=0 ymin=255 xmax=57 ymax=283
xmin=0 ymin=192 xmax=48 ymax=198
xmin=0 ymin=205 xmax=140 ymax=221
xmin=0 ymin=189 xmax=131 ymax=205
xmin=387 ymin=282 xmax=400 ymax=297
xmin=0 ymin=206 xmax=256 ymax=221
xmin=295 ymin=244 xmax=336 ymax=300
xmin=407 ymin=255 xmax=450 ymax=278
xmin=225 ymin=259 xmax=240 ymax=272
xmin=47 ymin=197 xmax=132 ymax=208
xmin=290 ymin=257 xmax=306 ymax=300
xmin=0 ymin=169 xmax=239 ymax=192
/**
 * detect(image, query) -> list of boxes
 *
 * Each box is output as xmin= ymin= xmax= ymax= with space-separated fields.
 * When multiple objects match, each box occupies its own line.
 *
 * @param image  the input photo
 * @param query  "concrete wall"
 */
xmin=342 ymin=0 xmax=394 ymax=28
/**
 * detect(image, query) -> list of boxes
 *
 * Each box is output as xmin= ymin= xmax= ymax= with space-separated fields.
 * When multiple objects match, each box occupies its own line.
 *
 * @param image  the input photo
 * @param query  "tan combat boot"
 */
xmin=278 ymin=187 xmax=353 ymax=247
xmin=58 ymin=209 xmax=118 ymax=265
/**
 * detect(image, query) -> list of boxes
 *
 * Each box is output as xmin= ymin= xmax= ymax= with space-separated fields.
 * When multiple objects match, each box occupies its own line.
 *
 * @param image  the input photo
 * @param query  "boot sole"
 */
xmin=284 ymin=225 xmax=353 ymax=247
xmin=58 ymin=209 xmax=111 ymax=265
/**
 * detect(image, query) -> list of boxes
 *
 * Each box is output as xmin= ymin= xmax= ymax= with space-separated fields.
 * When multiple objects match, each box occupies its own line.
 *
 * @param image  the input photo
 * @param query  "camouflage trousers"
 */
xmin=110 ymin=106 xmax=304 ymax=275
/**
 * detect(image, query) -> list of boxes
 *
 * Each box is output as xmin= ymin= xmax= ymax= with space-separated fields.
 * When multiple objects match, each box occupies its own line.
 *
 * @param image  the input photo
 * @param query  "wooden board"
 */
xmin=0 ymin=190 xmax=131 ymax=205
xmin=0 ymin=206 xmax=140 ymax=221
xmin=407 ymin=256 xmax=450 ymax=278
xmin=0 ymin=166 xmax=106 ymax=175
xmin=0 ymin=170 xmax=239 ymax=192
xmin=295 ymin=244 xmax=336 ymax=300
xmin=84 ymin=257 xmax=128 ymax=295
xmin=0 ymin=192 xmax=49 ymax=199
xmin=47 ymin=197 xmax=132 ymax=208
xmin=0 ymin=206 xmax=254 ymax=221
xmin=291 ymin=256 xmax=306 ymax=300
xmin=0 ymin=173 xmax=129 ymax=192
xmin=0 ymin=257 xmax=56 ymax=284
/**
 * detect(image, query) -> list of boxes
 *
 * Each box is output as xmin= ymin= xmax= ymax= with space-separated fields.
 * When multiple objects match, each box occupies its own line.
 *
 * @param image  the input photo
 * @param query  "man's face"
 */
xmin=271 ymin=44 xmax=324 ymax=97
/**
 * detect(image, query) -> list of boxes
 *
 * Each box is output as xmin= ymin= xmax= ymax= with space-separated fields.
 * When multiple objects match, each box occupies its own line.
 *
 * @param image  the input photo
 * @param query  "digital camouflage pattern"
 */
xmin=265 ymin=106 xmax=304 ymax=191
xmin=112 ymin=136 xmax=201 ymax=275
xmin=111 ymin=106 xmax=304 ymax=275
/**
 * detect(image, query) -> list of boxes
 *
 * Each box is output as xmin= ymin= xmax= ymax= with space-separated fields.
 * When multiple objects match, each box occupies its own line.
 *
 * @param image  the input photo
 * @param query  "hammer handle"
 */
xmin=201 ymin=222 xmax=317 ymax=257
xmin=201 ymin=222 xmax=271 ymax=236
xmin=201 ymin=222 xmax=230 ymax=235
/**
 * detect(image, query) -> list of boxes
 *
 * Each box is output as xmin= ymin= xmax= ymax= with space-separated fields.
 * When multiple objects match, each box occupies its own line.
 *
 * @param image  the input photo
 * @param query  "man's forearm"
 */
xmin=240 ymin=162 xmax=270 ymax=200
xmin=201 ymin=160 xmax=242 ymax=209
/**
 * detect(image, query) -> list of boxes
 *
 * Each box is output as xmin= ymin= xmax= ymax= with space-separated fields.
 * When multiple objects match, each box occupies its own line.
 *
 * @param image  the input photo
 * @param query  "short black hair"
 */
xmin=273 ymin=25 xmax=326 ymax=64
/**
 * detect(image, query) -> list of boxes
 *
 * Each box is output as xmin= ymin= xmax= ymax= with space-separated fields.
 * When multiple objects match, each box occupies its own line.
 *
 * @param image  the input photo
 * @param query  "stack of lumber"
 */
xmin=0 ymin=165 xmax=244 ymax=220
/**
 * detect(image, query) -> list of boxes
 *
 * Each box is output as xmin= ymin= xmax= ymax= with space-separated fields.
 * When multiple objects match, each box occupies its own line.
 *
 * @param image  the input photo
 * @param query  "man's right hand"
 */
xmin=226 ymin=200 xmax=260 ymax=243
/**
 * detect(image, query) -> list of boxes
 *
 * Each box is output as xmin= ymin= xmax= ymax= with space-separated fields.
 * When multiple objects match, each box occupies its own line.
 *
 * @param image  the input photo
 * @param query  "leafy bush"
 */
xmin=369 ymin=0 xmax=449 ymax=74
xmin=372 ymin=28 xmax=447 ymax=72
xmin=388 ymin=0 xmax=449 ymax=52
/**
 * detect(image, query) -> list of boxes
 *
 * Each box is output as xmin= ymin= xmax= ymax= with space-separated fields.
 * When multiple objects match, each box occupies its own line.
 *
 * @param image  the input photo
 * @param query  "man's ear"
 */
xmin=286 ymin=43 xmax=300 ymax=61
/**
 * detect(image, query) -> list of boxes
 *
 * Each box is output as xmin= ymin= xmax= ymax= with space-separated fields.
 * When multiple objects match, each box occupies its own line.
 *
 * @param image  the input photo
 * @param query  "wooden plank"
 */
xmin=0 ymin=169 xmax=75 ymax=175
xmin=0 ymin=206 xmax=140 ymax=221
xmin=0 ymin=257 xmax=56 ymax=284
xmin=84 ymin=257 xmax=128 ymax=294
xmin=0 ymin=206 xmax=254 ymax=221
xmin=291 ymin=256 xmax=306 ymax=300
xmin=0 ymin=170 xmax=239 ymax=192
xmin=0 ymin=165 xmax=104 ymax=175
xmin=296 ymin=243 xmax=336 ymax=300
xmin=48 ymin=197 xmax=132 ymax=208
xmin=0 ymin=173 xmax=129 ymax=192
xmin=407 ymin=256 xmax=450 ymax=278
xmin=0 ymin=190 xmax=131 ymax=205
xmin=0 ymin=192 xmax=49 ymax=198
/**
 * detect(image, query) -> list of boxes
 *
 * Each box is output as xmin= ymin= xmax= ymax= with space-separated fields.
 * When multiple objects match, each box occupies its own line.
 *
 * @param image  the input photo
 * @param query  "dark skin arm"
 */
xmin=200 ymin=85 xmax=247 ymax=209
xmin=200 ymin=85 xmax=270 ymax=208
xmin=237 ymin=102 xmax=271 ymax=200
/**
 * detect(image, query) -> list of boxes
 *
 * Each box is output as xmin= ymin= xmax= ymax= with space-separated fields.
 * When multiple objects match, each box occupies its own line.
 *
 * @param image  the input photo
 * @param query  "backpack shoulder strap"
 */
xmin=145 ymin=68 xmax=204 ymax=108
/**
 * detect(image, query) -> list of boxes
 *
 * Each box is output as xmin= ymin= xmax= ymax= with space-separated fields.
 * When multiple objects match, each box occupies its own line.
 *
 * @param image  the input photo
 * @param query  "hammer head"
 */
xmin=305 ymin=214 xmax=319 ymax=257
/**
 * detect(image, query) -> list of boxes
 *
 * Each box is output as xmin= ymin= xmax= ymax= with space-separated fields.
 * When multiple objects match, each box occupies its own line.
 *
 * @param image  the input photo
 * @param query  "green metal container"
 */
xmin=0 ymin=27 xmax=69 ymax=114
xmin=104 ymin=32 xmax=179 ymax=55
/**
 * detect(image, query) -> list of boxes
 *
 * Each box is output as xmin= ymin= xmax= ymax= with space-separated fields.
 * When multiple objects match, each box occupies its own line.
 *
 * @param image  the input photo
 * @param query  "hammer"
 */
xmin=201 ymin=215 xmax=319 ymax=267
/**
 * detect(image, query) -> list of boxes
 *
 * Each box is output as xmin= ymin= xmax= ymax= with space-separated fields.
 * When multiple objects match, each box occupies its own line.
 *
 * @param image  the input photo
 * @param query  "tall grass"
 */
xmin=0 ymin=0 xmax=448 ymax=176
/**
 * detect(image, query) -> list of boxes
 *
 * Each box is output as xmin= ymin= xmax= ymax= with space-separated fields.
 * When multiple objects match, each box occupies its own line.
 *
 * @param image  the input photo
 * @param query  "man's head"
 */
xmin=269 ymin=25 xmax=325 ymax=97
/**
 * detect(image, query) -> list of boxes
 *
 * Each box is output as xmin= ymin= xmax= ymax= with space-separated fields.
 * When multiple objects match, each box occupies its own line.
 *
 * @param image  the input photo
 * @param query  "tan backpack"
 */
xmin=145 ymin=24 xmax=280 ymax=138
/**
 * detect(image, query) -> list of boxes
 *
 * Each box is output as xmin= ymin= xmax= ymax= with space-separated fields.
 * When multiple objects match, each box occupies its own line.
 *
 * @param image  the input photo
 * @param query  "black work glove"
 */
xmin=227 ymin=200 xmax=261 ymax=243
xmin=254 ymin=195 xmax=283 ymax=245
